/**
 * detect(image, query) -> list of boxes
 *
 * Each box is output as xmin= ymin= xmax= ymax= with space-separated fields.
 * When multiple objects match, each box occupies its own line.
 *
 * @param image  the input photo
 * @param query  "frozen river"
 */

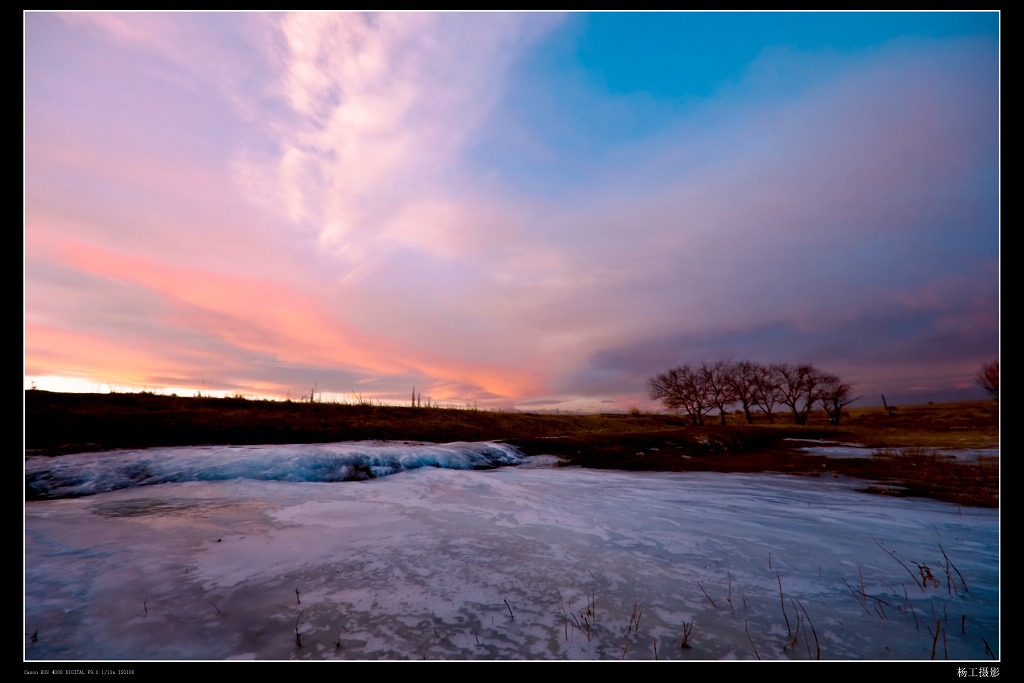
xmin=25 ymin=441 xmax=999 ymax=660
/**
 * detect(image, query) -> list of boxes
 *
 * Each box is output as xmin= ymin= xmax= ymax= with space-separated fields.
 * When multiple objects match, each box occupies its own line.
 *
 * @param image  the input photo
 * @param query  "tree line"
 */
xmin=647 ymin=360 xmax=858 ymax=426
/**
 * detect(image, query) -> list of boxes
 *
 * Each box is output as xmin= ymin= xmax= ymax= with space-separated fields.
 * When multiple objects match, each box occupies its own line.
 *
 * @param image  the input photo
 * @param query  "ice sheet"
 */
xmin=24 ymin=443 xmax=998 ymax=660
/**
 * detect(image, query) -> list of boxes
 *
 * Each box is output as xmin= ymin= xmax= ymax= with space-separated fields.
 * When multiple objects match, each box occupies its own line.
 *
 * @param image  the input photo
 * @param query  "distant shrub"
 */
xmin=977 ymin=360 xmax=998 ymax=399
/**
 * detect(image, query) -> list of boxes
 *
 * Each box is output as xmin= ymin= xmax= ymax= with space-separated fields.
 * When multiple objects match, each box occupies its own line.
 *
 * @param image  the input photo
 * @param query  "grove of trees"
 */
xmin=647 ymin=360 xmax=858 ymax=426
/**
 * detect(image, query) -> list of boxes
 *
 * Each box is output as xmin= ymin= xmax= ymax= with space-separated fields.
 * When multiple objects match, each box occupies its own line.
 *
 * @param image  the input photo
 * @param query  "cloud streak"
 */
xmin=25 ymin=12 xmax=999 ymax=409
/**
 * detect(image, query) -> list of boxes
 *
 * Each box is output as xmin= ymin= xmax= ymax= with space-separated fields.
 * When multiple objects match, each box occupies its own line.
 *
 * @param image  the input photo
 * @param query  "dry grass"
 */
xmin=849 ymin=448 xmax=998 ymax=508
xmin=716 ymin=400 xmax=998 ymax=450
xmin=831 ymin=401 xmax=998 ymax=450
xmin=24 ymin=390 xmax=695 ymax=454
xmin=25 ymin=391 xmax=998 ymax=507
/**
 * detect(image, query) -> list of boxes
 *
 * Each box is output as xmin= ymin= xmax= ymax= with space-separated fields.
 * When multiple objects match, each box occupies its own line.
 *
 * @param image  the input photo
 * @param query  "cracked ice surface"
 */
xmin=24 ymin=443 xmax=998 ymax=660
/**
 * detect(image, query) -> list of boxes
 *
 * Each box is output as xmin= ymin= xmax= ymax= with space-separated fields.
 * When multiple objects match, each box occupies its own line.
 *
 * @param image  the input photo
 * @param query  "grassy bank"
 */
xmin=24 ymin=390 xmax=703 ymax=453
xmin=24 ymin=391 xmax=998 ymax=507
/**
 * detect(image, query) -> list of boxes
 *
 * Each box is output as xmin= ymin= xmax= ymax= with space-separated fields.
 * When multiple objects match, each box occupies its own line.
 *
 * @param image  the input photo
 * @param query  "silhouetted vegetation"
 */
xmin=649 ymin=360 xmax=858 ymax=425
xmin=25 ymin=391 xmax=997 ymax=507
xmin=977 ymin=359 xmax=998 ymax=400
xmin=24 ymin=390 xmax=699 ymax=454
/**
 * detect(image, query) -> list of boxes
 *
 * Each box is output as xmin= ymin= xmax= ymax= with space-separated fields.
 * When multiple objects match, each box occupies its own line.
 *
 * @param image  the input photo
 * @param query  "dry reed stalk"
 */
xmin=842 ymin=577 xmax=871 ymax=616
xmin=627 ymin=603 xmax=641 ymax=632
xmin=295 ymin=610 xmax=308 ymax=647
xmin=913 ymin=561 xmax=940 ymax=588
xmin=939 ymin=543 xmax=968 ymax=592
xmin=789 ymin=612 xmax=802 ymax=649
xmin=745 ymin=621 xmax=760 ymax=660
xmin=777 ymin=573 xmax=791 ymax=635
xmin=556 ymin=588 xmax=569 ymax=641
xmin=845 ymin=575 xmax=891 ymax=620
xmin=796 ymin=599 xmax=820 ymax=660
xmin=570 ymin=612 xmax=592 ymax=642
xmin=697 ymin=581 xmax=716 ymax=608
xmin=904 ymin=584 xmax=919 ymax=629
xmin=877 ymin=542 xmax=923 ymax=590
xmin=680 ymin=620 xmax=694 ymax=649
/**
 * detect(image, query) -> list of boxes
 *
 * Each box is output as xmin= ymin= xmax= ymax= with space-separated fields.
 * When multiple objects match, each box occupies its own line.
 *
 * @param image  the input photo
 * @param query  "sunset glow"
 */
xmin=24 ymin=11 xmax=999 ymax=410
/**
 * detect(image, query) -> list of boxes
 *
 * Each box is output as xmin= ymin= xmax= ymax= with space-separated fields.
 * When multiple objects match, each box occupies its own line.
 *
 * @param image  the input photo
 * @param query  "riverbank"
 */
xmin=24 ymin=391 xmax=998 ymax=507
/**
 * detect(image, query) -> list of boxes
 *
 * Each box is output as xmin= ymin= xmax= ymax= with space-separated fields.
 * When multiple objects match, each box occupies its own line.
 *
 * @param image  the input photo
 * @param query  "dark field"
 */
xmin=24 ymin=391 xmax=998 ymax=507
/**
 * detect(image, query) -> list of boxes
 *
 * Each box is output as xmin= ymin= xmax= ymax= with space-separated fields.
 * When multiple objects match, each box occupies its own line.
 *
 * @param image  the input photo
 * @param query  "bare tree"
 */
xmin=725 ymin=360 xmax=760 ymax=424
xmin=651 ymin=360 xmax=851 ymax=426
xmin=648 ymin=367 xmax=690 ymax=421
xmin=776 ymin=363 xmax=830 ymax=425
xmin=649 ymin=367 xmax=681 ymax=406
xmin=751 ymin=363 xmax=782 ymax=423
xmin=976 ymin=360 xmax=998 ymax=399
xmin=818 ymin=375 xmax=859 ymax=425
xmin=648 ymin=364 xmax=713 ymax=425
xmin=681 ymin=365 xmax=715 ymax=426
xmin=703 ymin=360 xmax=738 ymax=425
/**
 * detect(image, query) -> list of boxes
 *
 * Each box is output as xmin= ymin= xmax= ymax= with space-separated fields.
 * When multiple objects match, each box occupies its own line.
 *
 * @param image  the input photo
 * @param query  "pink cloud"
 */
xmin=266 ymin=12 xmax=562 ymax=258
xmin=25 ymin=15 xmax=996 ymax=408
xmin=25 ymin=321 xmax=212 ymax=385
xmin=47 ymin=240 xmax=546 ymax=400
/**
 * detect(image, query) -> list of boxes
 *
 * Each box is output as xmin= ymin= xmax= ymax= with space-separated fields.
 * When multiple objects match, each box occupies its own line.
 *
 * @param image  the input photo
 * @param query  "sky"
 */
xmin=24 ymin=11 xmax=999 ymax=411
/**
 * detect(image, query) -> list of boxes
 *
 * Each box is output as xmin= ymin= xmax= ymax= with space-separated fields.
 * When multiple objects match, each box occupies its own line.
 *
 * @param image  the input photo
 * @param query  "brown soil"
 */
xmin=24 ymin=391 xmax=998 ymax=507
